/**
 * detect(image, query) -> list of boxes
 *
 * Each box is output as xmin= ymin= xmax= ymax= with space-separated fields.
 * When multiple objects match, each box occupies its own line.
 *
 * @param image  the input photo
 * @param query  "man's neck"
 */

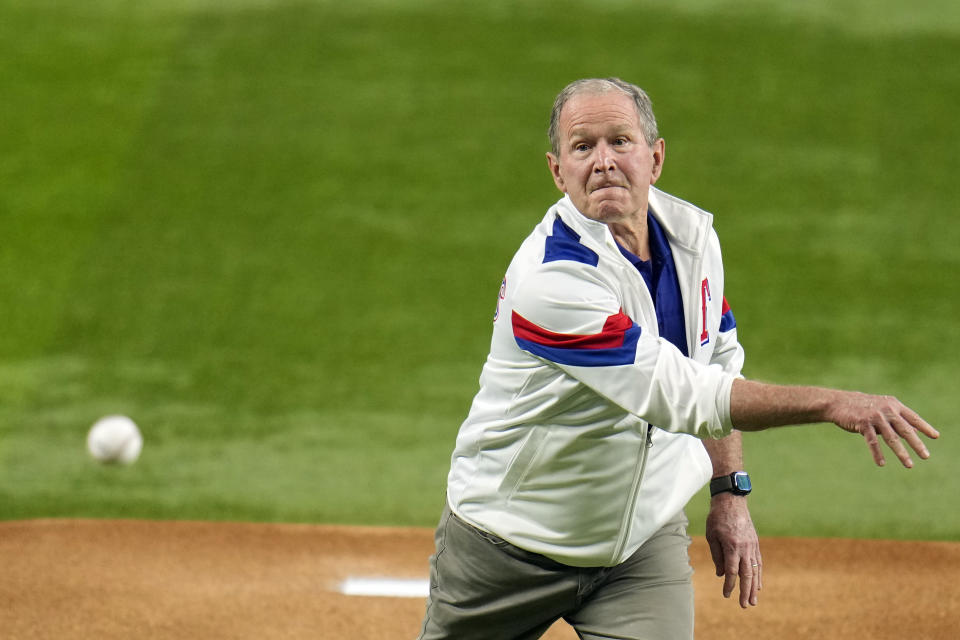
xmin=609 ymin=211 xmax=651 ymax=261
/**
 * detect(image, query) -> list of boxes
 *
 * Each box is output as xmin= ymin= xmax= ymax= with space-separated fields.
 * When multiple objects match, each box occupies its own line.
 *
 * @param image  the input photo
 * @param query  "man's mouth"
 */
xmin=591 ymin=183 xmax=623 ymax=193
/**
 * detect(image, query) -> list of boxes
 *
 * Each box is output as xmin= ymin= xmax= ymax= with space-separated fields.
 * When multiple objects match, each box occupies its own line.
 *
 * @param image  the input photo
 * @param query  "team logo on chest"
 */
xmin=700 ymin=278 xmax=711 ymax=346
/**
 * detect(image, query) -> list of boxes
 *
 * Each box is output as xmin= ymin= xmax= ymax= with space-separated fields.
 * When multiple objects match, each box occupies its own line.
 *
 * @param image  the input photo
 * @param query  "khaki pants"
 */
xmin=417 ymin=506 xmax=695 ymax=640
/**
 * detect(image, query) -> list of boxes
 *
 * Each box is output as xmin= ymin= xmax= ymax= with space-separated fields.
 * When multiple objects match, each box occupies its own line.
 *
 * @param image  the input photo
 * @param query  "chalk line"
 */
xmin=339 ymin=577 xmax=430 ymax=598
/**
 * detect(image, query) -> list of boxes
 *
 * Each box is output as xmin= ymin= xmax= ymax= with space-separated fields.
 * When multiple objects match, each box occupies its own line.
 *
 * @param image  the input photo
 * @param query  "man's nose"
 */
xmin=593 ymin=143 xmax=616 ymax=173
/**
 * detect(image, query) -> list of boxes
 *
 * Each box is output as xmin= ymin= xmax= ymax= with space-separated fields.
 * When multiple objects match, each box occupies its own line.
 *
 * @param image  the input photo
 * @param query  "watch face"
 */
xmin=733 ymin=472 xmax=752 ymax=493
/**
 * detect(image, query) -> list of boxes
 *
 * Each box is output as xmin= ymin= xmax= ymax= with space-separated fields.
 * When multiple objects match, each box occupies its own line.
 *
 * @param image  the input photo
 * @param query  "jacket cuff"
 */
xmin=714 ymin=372 xmax=737 ymax=437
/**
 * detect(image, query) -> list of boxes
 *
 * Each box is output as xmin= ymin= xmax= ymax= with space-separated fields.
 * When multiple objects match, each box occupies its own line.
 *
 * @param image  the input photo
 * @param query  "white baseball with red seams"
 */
xmin=87 ymin=415 xmax=143 ymax=465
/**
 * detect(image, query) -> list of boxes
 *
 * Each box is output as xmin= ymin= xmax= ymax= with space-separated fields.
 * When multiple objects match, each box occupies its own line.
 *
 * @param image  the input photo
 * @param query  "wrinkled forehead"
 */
xmin=558 ymin=91 xmax=642 ymax=137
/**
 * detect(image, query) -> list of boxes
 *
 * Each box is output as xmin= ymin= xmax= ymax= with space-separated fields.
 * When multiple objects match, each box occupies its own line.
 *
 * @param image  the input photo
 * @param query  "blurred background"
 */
xmin=1 ymin=0 xmax=957 ymax=540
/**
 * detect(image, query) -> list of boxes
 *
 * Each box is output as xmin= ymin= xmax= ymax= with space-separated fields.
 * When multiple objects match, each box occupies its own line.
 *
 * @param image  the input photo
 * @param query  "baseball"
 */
xmin=87 ymin=415 xmax=143 ymax=465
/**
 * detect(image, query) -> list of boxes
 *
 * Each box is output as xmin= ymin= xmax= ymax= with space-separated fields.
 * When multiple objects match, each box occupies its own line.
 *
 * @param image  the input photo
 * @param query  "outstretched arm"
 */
xmin=730 ymin=379 xmax=940 ymax=467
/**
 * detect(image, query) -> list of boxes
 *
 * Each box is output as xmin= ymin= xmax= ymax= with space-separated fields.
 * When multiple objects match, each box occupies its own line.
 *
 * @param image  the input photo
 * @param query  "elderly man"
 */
xmin=416 ymin=78 xmax=938 ymax=640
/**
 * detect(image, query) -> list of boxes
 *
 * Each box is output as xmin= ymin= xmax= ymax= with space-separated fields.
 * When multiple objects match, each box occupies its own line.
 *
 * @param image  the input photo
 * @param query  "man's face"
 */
xmin=546 ymin=91 xmax=664 ymax=225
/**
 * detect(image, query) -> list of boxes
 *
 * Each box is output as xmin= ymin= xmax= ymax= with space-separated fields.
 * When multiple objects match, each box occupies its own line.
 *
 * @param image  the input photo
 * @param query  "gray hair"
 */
xmin=547 ymin=78 xmax=659 ymax=156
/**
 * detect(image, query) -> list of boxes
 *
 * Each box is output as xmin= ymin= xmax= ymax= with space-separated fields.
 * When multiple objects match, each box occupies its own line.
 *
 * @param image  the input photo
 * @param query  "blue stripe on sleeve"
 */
xmin=515 ymin=323 xmax=641 ymax=367
xmin=719 ymin=309 xmax=736 ymax=332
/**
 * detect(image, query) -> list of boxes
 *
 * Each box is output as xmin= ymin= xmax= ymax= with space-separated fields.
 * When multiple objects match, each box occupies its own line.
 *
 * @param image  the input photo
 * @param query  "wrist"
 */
xmin=710 ymin=491 xmax=747 ymax=506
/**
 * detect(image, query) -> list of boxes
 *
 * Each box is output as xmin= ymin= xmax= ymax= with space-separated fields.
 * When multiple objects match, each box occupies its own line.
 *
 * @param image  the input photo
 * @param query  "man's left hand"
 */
xmin=705 ymin=493 xmax=762 ymax=608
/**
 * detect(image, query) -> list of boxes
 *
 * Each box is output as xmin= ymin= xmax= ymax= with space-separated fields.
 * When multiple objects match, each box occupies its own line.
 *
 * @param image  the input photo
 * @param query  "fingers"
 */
xmin=878 ymin=418 xmax=915 ymax=468
xmin=858 ymin=399 xmax=939 ymax=469
xmin=741 ymin=555 xmax=762 ymax=608
xmin=723 ymin=555 xmax=738 ymax=599
xmin=902 ymin=406 xmax=940 ymax=440
xmin=707 ymin=537 xmax=724 ymax=578
xmin=720 ymin=547 xmax=762 ymax=608
xmin=861 ymin=424 xmax=886 ymax=467
xmin=727 ymin=554 xmax=762 ymax=607
xmin=893 ymin=414 xmax=931 ymax=461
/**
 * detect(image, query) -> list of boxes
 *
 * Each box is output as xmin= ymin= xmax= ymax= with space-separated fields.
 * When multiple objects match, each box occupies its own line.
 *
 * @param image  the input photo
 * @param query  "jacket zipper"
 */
xmin=610 ymin=422 xmax=652 ymax=563
xmin=604 ymin=237 xmax=660 ymax=564
xmin=601 ymin=215 xmax=706 ymax=564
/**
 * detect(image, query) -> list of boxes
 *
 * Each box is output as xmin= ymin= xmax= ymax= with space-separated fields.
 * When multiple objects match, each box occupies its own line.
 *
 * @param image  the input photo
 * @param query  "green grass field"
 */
xmin=1 ymin=0 xmax=957 ymax=541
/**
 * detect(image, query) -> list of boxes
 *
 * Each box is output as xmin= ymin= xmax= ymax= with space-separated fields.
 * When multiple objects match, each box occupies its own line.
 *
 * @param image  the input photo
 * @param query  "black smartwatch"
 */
xmin=710 ymin=471 xmax=752 ymax=497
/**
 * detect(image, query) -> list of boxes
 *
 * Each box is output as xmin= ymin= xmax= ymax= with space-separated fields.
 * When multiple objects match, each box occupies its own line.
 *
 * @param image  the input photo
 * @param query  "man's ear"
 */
xmin=546 ymin=152 xmax=566 ymax=193
xmin=649 ymin=138 xmax=665 ymax=185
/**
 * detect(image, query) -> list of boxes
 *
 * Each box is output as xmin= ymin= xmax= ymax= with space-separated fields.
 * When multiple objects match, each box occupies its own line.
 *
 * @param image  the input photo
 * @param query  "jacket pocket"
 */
xmin=498 ymin=426 xmax=549 ymax=502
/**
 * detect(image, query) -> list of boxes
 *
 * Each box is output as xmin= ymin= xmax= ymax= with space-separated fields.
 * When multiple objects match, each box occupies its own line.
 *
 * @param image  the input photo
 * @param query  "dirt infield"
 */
xmin=1 ymin=520 xmax=957 ymax=639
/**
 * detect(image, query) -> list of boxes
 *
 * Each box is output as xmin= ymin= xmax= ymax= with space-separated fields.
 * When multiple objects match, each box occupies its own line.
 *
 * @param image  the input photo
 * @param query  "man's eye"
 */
xmin=574 ymin=143 xmax=590 ymax=152
xmin=613 ymin=137 xmax=627 ymax=146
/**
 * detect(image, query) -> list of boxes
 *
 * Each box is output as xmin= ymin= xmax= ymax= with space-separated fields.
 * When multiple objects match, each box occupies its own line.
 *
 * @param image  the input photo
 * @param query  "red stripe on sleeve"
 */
xmin=512 ymin=309 xmax=632 ymax=350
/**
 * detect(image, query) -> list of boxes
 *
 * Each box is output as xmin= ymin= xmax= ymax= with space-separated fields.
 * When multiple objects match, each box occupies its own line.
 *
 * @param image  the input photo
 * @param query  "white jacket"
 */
xmin=447 ymin=187 xmax=745 ymax=567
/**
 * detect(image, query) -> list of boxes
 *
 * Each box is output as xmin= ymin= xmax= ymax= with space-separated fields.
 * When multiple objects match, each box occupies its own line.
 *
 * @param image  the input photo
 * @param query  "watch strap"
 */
xmin=710 ymin=475 xmax=735 ymax=497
